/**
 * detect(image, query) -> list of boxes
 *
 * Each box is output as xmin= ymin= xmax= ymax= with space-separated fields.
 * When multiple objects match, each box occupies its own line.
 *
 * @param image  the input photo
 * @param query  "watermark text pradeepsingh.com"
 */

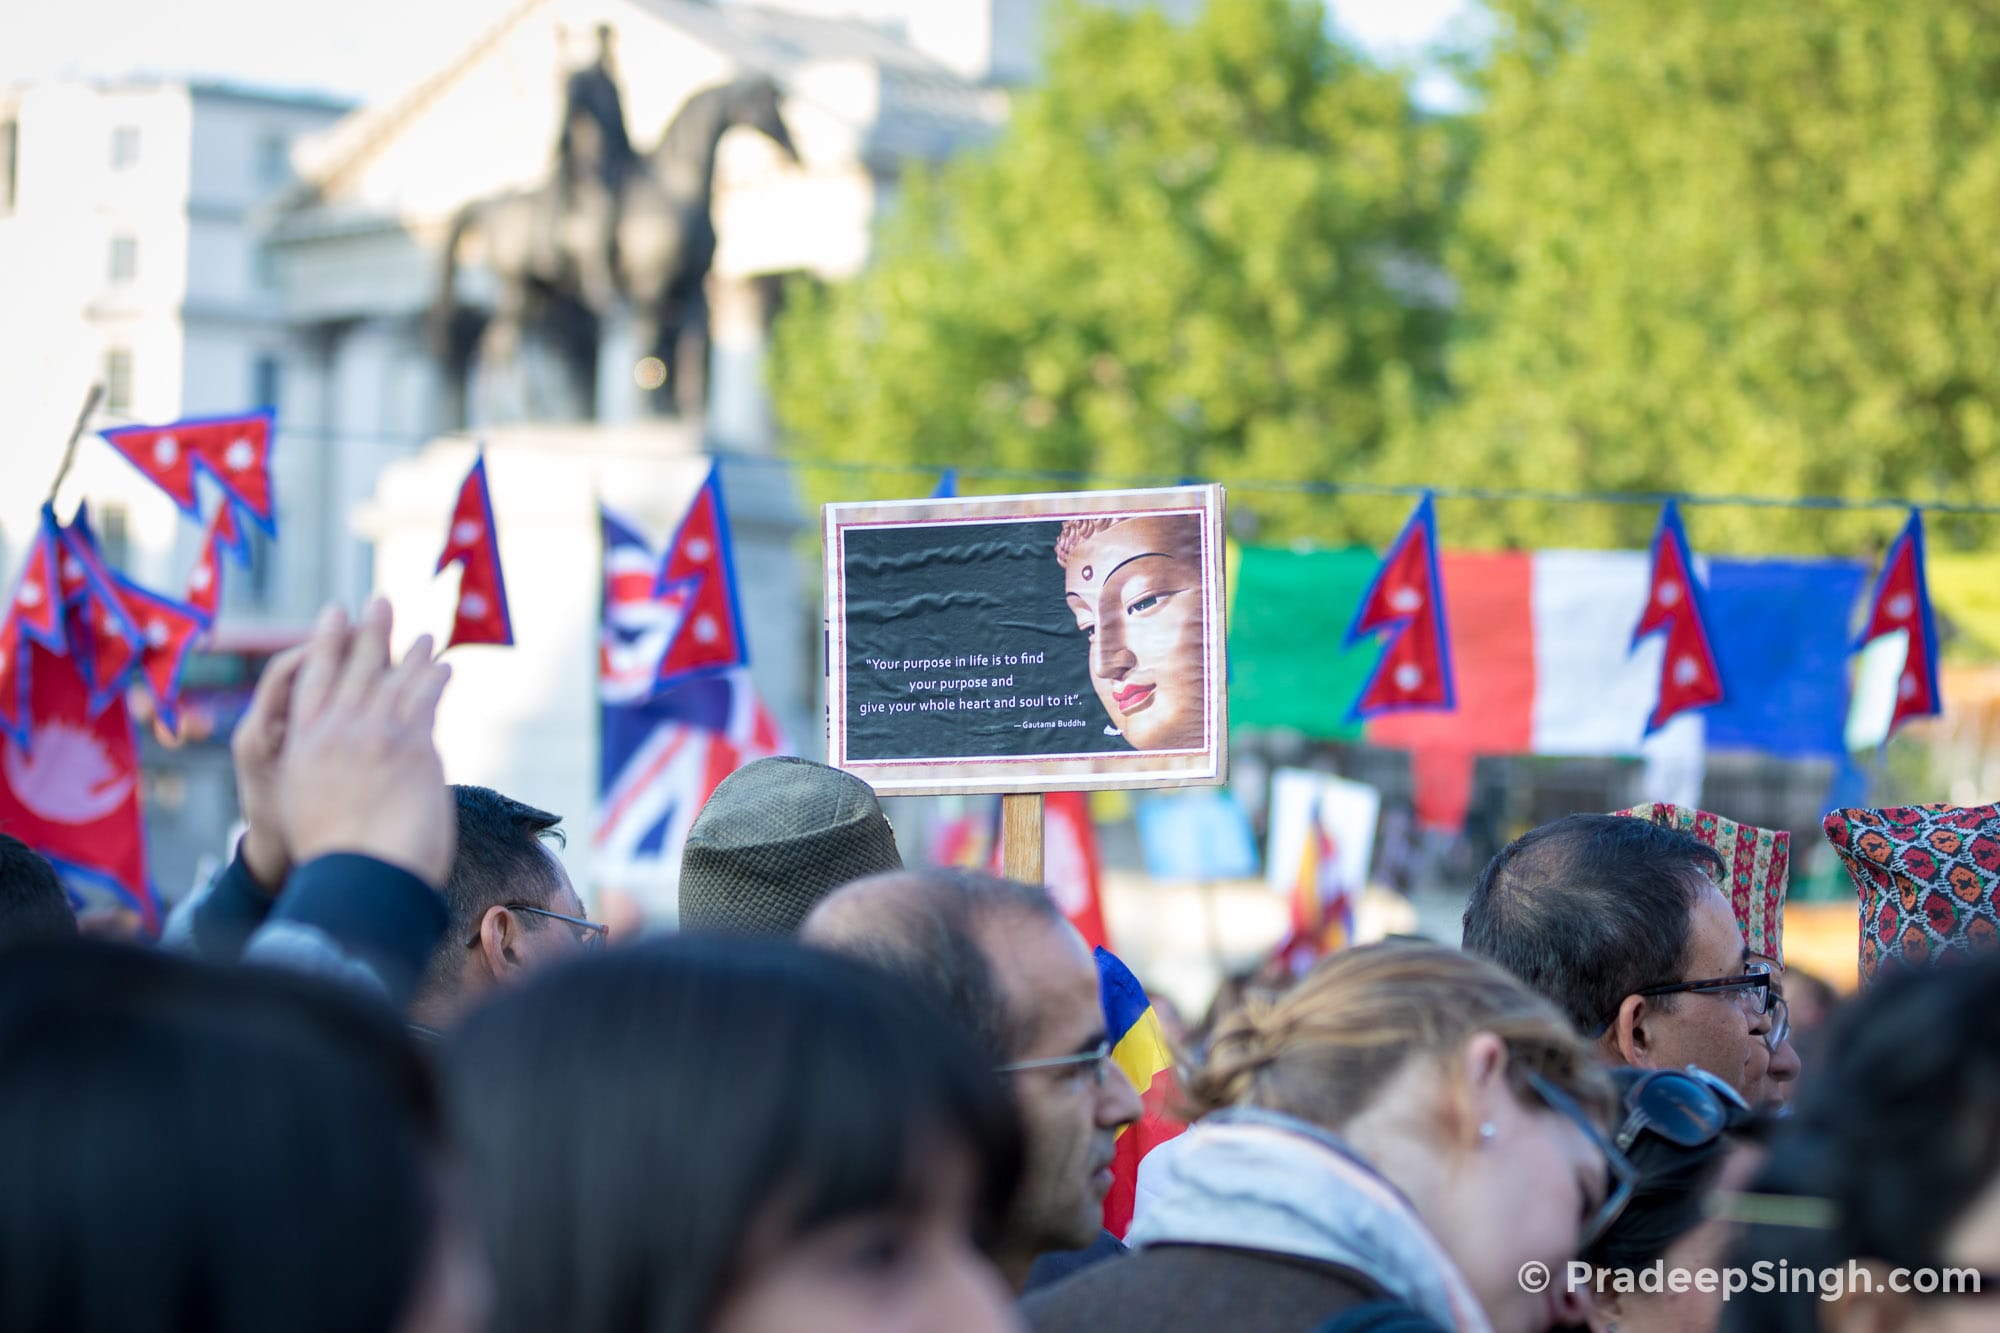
xmin=1516 ymin=1260 xmax=1984 ymax=1302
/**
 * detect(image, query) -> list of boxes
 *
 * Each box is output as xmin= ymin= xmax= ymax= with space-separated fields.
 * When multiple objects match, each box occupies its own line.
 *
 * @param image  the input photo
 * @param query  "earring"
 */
xmin=1479 ymin=1122 xmax=1498 ymax=1143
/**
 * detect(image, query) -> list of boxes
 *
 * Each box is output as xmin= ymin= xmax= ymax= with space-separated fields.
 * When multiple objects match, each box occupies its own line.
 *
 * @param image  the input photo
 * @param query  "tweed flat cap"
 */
xmin=679 ymin=756 xmax=903 ymax=935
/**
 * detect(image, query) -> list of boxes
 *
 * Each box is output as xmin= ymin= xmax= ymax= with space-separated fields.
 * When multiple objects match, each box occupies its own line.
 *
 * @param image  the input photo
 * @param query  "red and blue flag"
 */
xmin=98 ymin=410 xmax=277 ymax=535
xmin=1632 ymin=501 xmax=1726 ymax=735
xmin=597 ymin=503 xmax=785 ymax=902
xmin=0 ymin=638 xmax=155 ymax=931
xmin=1855 ymin=508 xmax=1942 ymax=738
xmin=651 ymin=464 xmax=748 ymax=690
xmin=1345 ymin=493 xmax=1454 ymax=720
xmin=435 ymin=452 xmax=514 ymax=649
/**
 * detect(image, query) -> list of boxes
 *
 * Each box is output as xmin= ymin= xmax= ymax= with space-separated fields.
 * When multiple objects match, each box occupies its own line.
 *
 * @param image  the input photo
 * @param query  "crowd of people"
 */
xmin=0 ymin=597 xmax=1995 ymax=1333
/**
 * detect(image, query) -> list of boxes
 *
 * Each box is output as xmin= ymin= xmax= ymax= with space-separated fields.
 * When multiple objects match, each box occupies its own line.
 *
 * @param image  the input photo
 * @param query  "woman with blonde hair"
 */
xmin=1022 ymin=942 xmax=1634 ymax=1333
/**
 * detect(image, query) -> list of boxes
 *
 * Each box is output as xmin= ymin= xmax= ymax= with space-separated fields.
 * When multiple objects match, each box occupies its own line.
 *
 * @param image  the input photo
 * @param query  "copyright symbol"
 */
xmin=1519 ymin=1261 xmax=1550 ymax=1293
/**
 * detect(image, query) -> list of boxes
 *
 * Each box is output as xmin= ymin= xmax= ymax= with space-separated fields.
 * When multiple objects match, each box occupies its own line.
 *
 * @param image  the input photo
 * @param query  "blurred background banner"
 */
xmin=1266 ymin=768 xmax=1379 ymax=903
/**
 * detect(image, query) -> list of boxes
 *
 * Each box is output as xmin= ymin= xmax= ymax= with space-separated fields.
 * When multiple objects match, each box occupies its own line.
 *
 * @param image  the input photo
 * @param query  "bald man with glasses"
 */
xmin=802 ymin=868 xmax=1143 ymax=1291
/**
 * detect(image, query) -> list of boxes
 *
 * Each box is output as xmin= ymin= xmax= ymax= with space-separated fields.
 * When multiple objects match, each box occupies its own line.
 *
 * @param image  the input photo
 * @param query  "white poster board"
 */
xmin=1266 ymin=767 xmax=1380 ymax=900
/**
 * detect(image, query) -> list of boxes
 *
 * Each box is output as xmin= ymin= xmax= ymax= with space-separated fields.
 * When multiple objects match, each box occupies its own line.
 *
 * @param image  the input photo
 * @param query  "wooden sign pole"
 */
xmin=1001 ymin=791 xmax=1045 ymax=884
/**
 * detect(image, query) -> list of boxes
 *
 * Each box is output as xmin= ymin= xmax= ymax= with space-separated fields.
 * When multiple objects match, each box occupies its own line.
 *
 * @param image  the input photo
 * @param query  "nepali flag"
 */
xmin=1345 ymin=493 xmax=1455 ymax=720
xmin=184 ymin=504 xmax=237 ymax=620
xmin=600 ymin=507 xmax=697 ymax=705
xmin=652 ymin=464 xmax=748 ymax=689
xmin=98 ymin=411 xmax=277 ymax=534
xmin=1856 ymin=508 xmax=1942 ymax=737
xmin=57 ymin=507 xmax=145 ymax=714
xmin=434 ymin=453 xmax=514 ymax=649
xmin=0 ymin=617 xmax=25 ymax=753
xmin=1096 ymin=948 xmax=1187 ymax=1240
xmin=10 ymin=511 xmax=66 ymax=658
xmin=109 ymin=574 xmax=210 ymax=731
xmin=1632 ymin=501 xmax=1727 ymax=735
xmin=0 ymin=639 xmax=155 ymax=931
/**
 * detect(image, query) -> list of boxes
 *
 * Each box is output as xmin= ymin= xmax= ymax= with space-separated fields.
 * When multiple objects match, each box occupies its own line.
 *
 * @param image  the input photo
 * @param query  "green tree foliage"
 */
xmin=1439 ymin=0 xmax=2000 ymax=554
xmin=770 ymin=0 xmax=1456 ymax=543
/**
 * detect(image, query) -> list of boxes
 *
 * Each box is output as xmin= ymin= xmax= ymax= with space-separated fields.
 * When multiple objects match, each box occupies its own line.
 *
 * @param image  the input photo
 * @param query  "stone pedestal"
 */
xmin=353 ymin=423 xmax=810 ymax=900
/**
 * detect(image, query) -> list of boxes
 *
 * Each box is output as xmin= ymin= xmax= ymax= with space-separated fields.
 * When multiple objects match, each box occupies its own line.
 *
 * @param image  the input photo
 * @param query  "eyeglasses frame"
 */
xmin=465 ymin=902 xmax=608 ymax=952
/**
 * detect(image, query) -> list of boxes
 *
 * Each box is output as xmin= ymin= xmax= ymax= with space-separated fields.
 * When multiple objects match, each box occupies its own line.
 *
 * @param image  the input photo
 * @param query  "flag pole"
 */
xmin=1001 ymin=791 xmax=1045 ymax=884
xmin=47 ymin=384 xmax=105 ymax=507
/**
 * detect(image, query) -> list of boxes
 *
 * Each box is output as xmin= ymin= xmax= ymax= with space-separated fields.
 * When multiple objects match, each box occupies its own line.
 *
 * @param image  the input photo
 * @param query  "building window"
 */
xmin=252 ymin=354 xmax=281 ymax=411
xmin=111 ymin=126 xmax=140 ymax=170
xmin=104 ymin=349 xmax=133 ymax=411
xmin=109 ymin=235 xmax=137 ymax=283
xmin=97 ymin=503 xmax=130 ymax=572
xmin=243 ymin=524 xmax=273 ymax=608
xmin=256 ymin=132 xmax=291 ymax=187
xmin=0 ymin=119 xmax=17 ymax=212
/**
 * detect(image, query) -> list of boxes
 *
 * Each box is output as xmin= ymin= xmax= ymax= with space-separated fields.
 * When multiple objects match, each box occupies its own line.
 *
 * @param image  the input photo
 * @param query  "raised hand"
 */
xmin=278 ymin=599 xmax=456 ymax=888
xmin=231 ymin=641 xmax=311 ymax=894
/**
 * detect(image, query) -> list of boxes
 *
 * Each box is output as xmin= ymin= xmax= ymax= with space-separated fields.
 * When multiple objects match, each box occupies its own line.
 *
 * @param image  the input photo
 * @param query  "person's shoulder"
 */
xmin=1022 ymin=1230 xmax=1125 ymax=1293
xmin=1309 ymin=1301 xmax=1452 ymax=1333
xmin=1021 ymin=1243 xmax=1388 ymax=1333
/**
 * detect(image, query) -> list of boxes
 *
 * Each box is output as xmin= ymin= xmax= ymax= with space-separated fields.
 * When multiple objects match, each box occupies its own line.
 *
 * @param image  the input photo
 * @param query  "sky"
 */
xmin=0 ymin=0 xmax=1476 ymax=107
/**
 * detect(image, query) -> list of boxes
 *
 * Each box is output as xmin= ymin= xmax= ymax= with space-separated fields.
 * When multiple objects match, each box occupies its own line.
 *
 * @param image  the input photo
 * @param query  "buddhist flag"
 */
xmin=1096 ymin=947 xmax=1186 ymax=1240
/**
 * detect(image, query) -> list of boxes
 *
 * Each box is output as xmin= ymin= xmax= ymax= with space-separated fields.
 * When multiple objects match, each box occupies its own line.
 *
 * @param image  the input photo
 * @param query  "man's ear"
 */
xmin=1606 ymin=993 xmax=1662 ymax=1069
xmin=474 ymin=906 xmax=528 ymax=980
xmin=1587 ymin=1288 xmax=1624 ymax=1332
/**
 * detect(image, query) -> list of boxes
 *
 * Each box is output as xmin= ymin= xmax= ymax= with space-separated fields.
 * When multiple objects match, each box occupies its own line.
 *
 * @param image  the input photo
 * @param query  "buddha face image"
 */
xmin=1058 ymin=514 xmax=1208 ymax=751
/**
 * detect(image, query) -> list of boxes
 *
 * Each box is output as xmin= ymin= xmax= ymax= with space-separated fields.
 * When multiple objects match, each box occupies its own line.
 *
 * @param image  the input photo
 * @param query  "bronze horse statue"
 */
xmin=432 ymin=76 xmax=799 ymax=422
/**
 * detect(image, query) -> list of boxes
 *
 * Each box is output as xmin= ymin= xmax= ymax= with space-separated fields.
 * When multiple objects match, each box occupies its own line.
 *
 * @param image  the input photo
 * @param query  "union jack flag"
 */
xmin=595 ymin=504 xmax=786 ymax=912
xmin=600 ymin=509 xmax=697 ymax=704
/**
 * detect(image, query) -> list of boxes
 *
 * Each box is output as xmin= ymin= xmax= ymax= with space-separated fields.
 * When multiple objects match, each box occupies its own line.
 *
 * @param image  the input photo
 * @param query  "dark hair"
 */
xmin=1586 ymin=1068 xmax=1766 ymax=1273
xmin=1461 ymin=814 xmax=1726 ymax=1033
xmin=813 ymin=868 xmax=1063 ymax=1061
xmin=0 ymin=942 xmax=443 ymax=1333
xmin=442 ymin=935 xmax=1022 ymax=1333
xmin=422 ymin=785 xmax=566 ymax=992
xmin=0 ymin=833 xmax=77 ymax=949
xmin=1722 ymin=955 xmax=2000 ymax=1332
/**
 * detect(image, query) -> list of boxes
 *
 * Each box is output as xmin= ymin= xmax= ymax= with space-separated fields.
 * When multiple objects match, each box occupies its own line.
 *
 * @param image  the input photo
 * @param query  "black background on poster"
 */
xmin=840 ymin=520 xmax=1131 ymax=761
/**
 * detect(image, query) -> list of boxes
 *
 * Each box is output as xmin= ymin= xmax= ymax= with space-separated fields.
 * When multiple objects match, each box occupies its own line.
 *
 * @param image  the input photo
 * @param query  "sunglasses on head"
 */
xmin=1614 ymin=1065 xmax=1751 ymax=1155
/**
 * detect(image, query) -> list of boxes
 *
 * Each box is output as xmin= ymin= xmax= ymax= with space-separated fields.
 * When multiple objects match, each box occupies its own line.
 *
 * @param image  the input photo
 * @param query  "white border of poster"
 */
xmin=824 ymin=485 xmax=1228 ymax=796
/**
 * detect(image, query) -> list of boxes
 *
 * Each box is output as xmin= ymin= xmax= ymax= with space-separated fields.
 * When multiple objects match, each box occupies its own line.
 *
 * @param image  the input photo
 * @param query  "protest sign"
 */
xmin=825 ymin=486 xmax=1227 ymax=796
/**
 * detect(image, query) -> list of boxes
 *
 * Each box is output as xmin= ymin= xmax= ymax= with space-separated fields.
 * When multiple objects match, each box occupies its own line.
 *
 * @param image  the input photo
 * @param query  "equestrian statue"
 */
xmin=432 ymin=27 xmax=799 ymax=422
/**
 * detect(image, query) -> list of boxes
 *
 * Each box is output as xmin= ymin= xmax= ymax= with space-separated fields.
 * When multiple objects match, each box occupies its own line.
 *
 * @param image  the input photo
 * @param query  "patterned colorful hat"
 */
xmin=1823 ymin=803 xmax=2000 ymax=986
xmin=1615 ymin=803 xmax=1790 ymax=964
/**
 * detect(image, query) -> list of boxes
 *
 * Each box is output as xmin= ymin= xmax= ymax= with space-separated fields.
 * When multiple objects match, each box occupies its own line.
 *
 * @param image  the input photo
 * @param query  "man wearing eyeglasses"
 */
xmin=405 ymin=785 xmax=605 ymax=1039
xmin=802 ymin=869 xmax=1144 ymax=1291
xmin=1463 ymin=814 xmax=1787 ymax=1109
